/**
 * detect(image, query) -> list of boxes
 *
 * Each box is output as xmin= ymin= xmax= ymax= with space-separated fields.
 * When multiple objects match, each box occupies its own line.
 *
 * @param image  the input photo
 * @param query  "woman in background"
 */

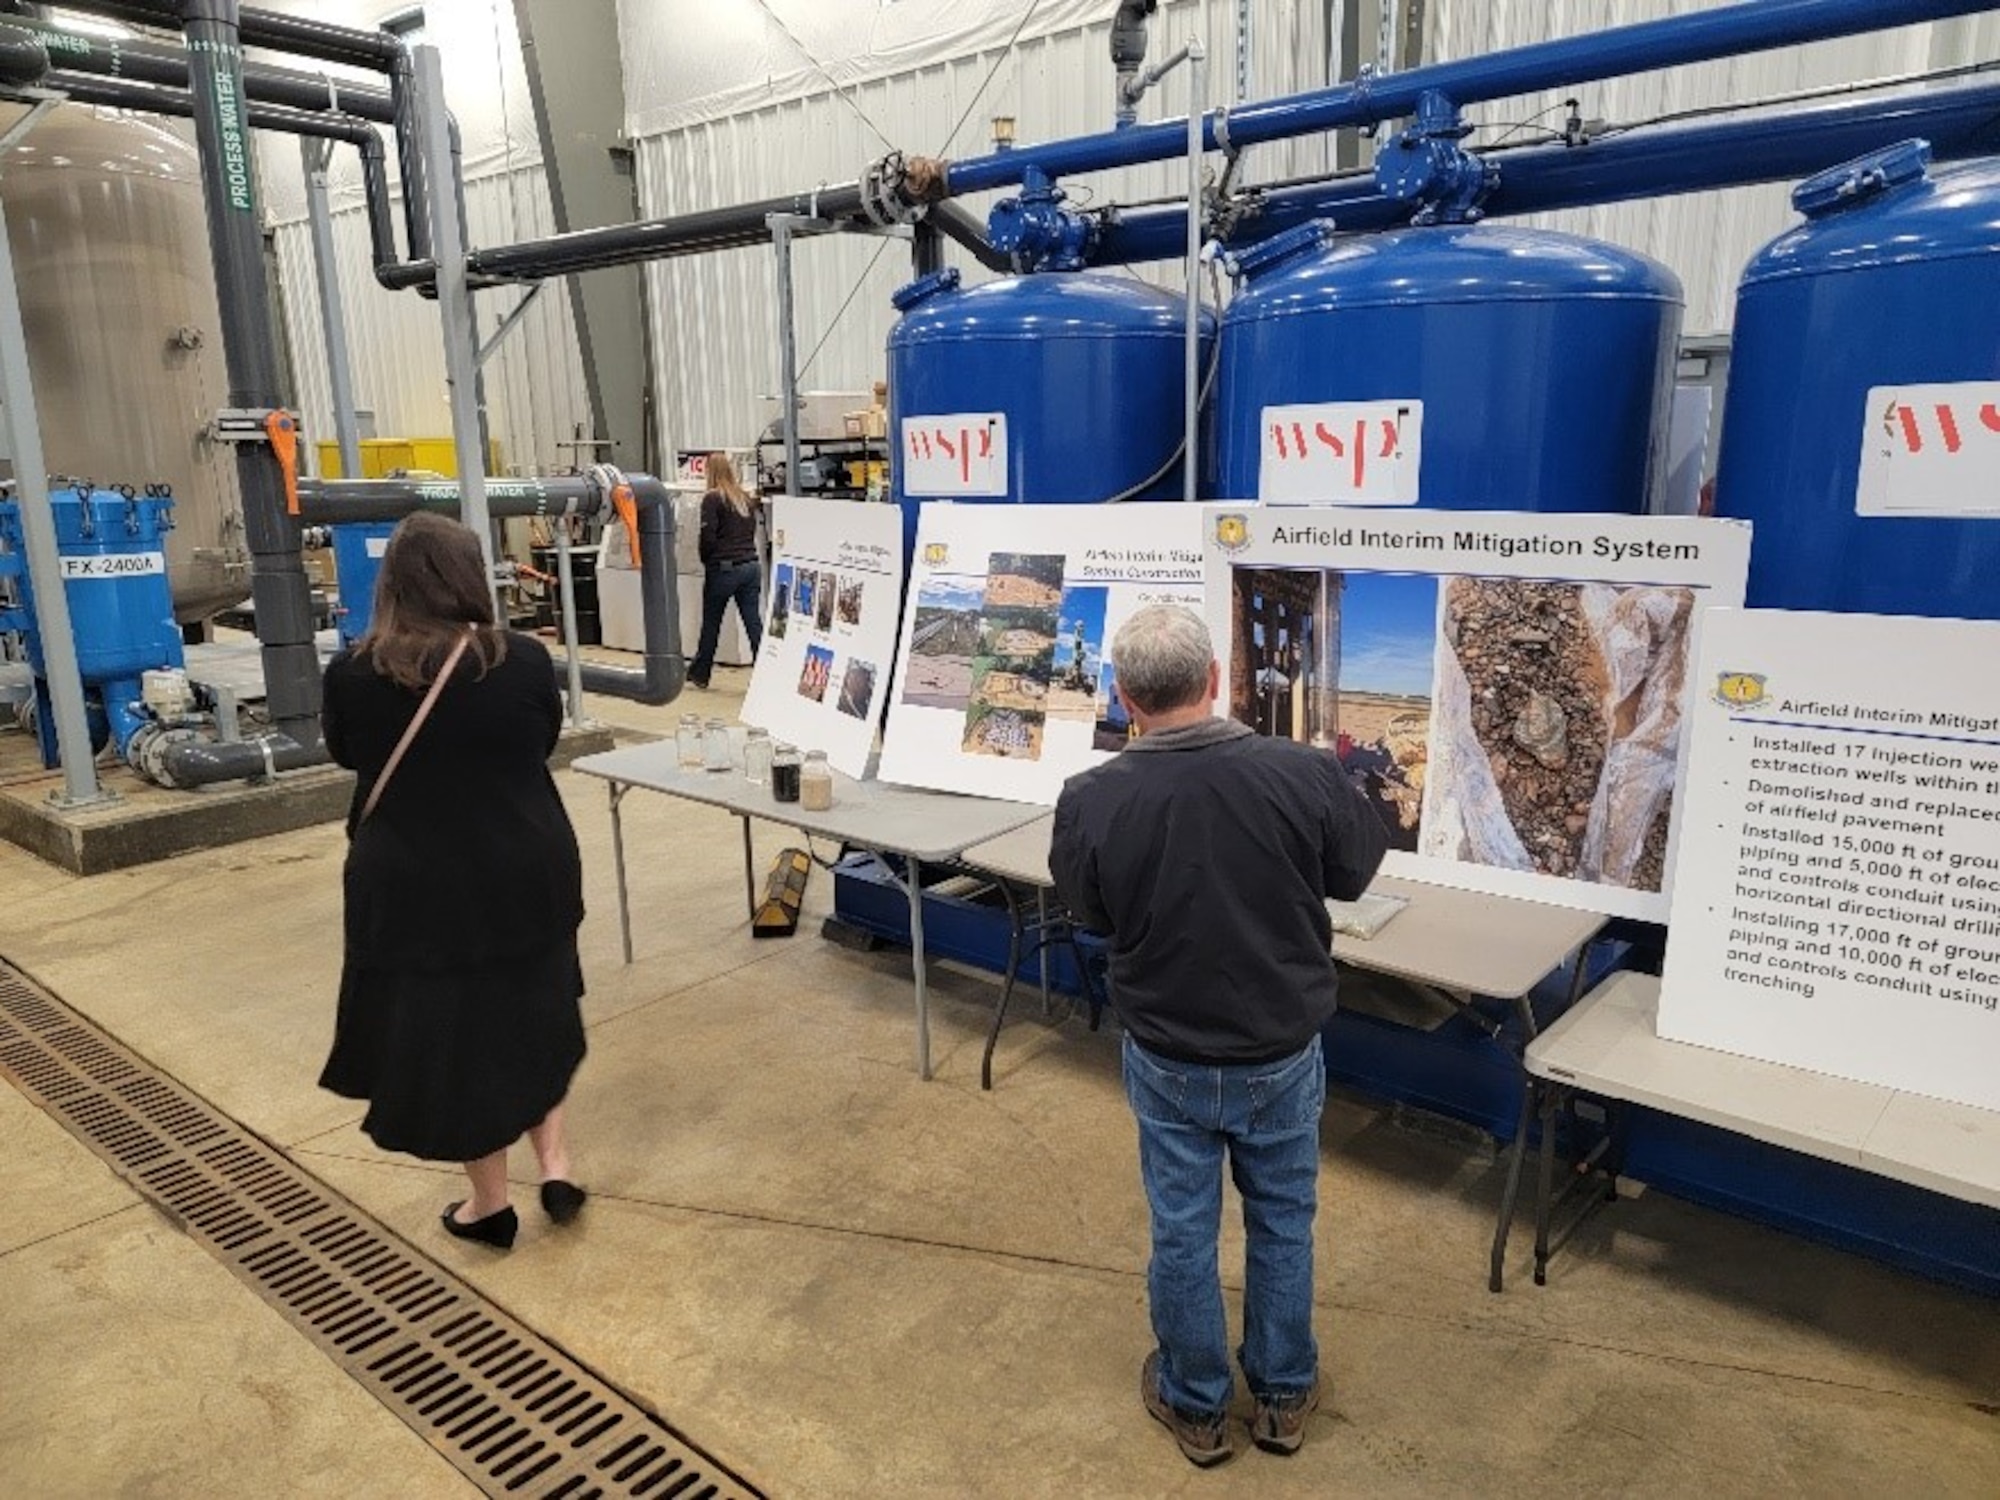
xmin=688 ymin=452 xmax=764 ymax=688
xmin=320 ymin=512 xmax=588 ymax=1250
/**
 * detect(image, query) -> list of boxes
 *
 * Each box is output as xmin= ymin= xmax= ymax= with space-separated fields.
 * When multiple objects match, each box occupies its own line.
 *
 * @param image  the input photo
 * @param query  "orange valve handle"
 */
xmin=612 ymin=480 xmax=640 ymax=565
xmin=264 ymin=411 xmax=300 ymax=516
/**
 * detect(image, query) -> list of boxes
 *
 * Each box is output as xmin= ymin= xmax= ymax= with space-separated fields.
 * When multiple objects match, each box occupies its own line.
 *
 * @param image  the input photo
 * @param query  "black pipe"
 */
xmin=297 ymin=476 xmax=685 ymax=707
xmin=179 ymin=0 xmax=320 ymax=745
xmin=465 ymin=182 xmax=873 ymax=280
xmin=45 ymin=71 xmax=402 ymax=273
xmin=925 ymin=200 xmax=1013 ymax=272
xmin=0 ymin=20 xmax=48 ymax=84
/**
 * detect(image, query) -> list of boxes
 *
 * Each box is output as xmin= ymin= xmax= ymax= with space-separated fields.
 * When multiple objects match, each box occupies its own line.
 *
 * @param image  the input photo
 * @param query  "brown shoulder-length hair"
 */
xmin=357 ymin=512 xmax=507 ymax=691
xmin=708 ymin=452 xmax=755 ymax=517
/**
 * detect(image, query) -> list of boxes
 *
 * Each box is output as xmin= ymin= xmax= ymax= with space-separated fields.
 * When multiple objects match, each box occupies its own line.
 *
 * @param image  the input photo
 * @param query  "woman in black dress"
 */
xmin=320 ymin=512 xmax=587 ymax=1250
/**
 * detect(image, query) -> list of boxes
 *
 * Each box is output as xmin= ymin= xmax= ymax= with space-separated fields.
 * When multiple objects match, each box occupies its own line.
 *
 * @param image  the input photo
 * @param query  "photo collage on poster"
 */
xmin=741 ymin=498 xmax=905 ymax=778
xmin=1207 ymin=508 xmax=1752 ymax=922
xmin=881 ymin=504 xmax=1205 ymax=803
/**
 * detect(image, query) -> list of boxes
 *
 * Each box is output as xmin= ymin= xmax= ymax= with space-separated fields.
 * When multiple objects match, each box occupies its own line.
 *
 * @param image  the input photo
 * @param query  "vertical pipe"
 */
xmin=0 ymin=107 xmax=105 ymax=807
xmin=301 ymin=136 xmax=363 ymax=480
xmin=555 ymin=522 xmax=584 ymax=727
xmin=1184 ymin=43 xmax=1206 ymax=504
xmin=181 ymin=0 xmax=320 ymax=743
xmin=411 ymin=45 xmax=498 ymax=609
xmin=772 ymin=218 xmax=802 ymax=495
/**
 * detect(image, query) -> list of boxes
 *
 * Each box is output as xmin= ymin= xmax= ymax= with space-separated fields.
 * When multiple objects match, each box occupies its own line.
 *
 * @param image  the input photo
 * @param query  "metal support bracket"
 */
xmin=475 ymin=281 xmax=547 ymax=370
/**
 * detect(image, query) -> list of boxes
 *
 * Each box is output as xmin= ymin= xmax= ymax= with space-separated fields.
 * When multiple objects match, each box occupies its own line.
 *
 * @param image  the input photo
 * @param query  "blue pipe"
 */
xmin=1093 ymin=79 xmax=2000 ymax=264
xmin=945 ymin=0 xmax=2000 ymax=195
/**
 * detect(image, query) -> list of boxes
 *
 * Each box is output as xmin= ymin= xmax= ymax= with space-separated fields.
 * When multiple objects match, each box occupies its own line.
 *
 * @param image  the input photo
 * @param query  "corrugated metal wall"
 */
xmin=1424 ymin=1 xmax=2000 ymax=331
xmin=634 ymin=0 xmax=1333 ymax=455
xmin=271 ymin=167 xmax=592 ymax=475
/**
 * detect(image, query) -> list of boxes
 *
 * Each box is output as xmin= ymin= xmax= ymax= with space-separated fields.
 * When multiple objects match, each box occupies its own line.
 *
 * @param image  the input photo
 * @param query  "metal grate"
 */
xmin=0 ymin=962 xmax=762 ymax=1500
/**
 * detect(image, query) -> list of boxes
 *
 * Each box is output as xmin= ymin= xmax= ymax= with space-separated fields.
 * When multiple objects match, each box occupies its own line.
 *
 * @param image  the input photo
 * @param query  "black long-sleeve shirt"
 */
xmin=1051 ymin=718 xmax=1388 ymax=1065
xmin=698 ymin=490 xmax=759 ymax=567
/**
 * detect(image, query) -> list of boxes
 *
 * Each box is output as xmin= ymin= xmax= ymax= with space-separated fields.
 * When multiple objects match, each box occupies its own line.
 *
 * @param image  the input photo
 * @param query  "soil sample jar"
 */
xmin=703 ymin=717 xmax=732 ymax=771
xmin=771 ymin=743 xmax=801 ymax=803
xmin=675 ymin=713 xmax=703 ymax=769
xmin=800 ymin=750 xmax=834 ymax=812
xmin=743 ymin=727 xmax=773 ymax=784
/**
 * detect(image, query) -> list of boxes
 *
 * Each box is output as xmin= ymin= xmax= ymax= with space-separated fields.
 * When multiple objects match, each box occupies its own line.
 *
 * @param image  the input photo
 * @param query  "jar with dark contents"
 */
xmin=771 ymin=743 xmax=801 ymax=803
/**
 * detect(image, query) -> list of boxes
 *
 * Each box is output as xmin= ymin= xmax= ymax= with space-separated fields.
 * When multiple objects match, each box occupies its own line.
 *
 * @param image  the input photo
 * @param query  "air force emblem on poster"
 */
xmin=922 ymin=542 xmax=950 ymax=567
xmin=1214 ymin=513 xmax=1251 ymax=553
xmin=1714 ymin=671 xmax=1770 ymax=710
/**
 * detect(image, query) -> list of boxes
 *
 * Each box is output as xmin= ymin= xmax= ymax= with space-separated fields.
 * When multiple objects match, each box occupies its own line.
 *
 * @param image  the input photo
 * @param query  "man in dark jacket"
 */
xmin=1051 ymin=603 xmax=1387 ymax=1467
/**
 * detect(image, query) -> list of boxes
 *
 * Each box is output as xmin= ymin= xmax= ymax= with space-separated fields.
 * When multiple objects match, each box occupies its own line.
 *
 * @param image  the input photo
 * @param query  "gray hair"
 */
xmin=1111 ymin=604 xmax=1214 ymax=714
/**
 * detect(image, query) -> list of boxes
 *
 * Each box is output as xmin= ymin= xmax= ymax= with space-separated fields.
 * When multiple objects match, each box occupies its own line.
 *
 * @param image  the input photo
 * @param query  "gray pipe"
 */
xmin=297 ymin=475 xmax=685 ymax=707
xmin=1111 ymin=1 xmax=1156 ymax=129
xmin=0 ymin=21 xmax=48 ymax=85
xmin=924 ymin=200 xmax=1012 ymax=272
xmin=152 ymin=731 xmax=325 ymax=790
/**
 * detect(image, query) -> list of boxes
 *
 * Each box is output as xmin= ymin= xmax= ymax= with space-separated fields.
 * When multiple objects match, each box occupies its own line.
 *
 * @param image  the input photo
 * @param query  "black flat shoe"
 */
xmin=441 ymin=1201 xmax=518 ymax=1249
xmin=540 ymin=1180 xmax=587 ymax=1225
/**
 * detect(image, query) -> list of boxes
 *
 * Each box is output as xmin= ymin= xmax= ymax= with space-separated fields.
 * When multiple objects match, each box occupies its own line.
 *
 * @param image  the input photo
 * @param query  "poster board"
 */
xmin=878 ymin=503 xmax=1204 ymax=803
xmin=1202 ymin=506 xmax=1751 ymax=923
xmin=739 ymin=497 xmax=905 ymax=777
xmin=1657 ymin=608 xmax=2000 ymax=1114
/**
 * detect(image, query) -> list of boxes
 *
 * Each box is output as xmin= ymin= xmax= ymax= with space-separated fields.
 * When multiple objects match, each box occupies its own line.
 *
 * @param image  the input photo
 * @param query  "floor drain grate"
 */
xmin=0 ymin=963 xmax=762 ymax=1500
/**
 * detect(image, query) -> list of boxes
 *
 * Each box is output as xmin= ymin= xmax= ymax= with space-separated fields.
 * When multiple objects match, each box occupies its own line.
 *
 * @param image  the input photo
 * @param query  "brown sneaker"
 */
xmin=1141 ymin=1351 xmax=1233 ymax=1467
xmin=1251 ymin=1376 xmax=1321 ymax=1455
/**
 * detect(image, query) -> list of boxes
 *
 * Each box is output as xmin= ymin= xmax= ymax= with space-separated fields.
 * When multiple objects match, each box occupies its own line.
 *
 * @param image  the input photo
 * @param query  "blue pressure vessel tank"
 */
xmin=1214 ymin=221 xmax=1683 ymax=512
xmin=330 ymin=520 xmax=397 ymax=648
xmin=888 ymin=269 xmax=1214 ymax=555
xmin=1713 ymin=141 xmax=2000 ymax=619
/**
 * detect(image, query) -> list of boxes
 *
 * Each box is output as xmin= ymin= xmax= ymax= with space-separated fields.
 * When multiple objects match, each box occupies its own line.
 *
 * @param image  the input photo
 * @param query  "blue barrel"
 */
xmin=1215 ymin=221 xmax=1683 ymax=512
xmin=1714 ymin=141 xmax=2000 ymax=618
xmin=888 ymin=269 xmax=1214 ymax=554
xmin=0 ymin=487 xmax=183 ymax=685
xmin=330 ymin=521 xmax=398 ymax=648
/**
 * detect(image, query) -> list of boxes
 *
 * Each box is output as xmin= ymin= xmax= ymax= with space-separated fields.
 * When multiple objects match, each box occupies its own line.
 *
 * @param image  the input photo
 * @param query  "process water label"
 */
xmin=59 ymin=552 xmax=166 ymax=580
xmin=1258 ymin=399 xmax=1423 ymax=506
xmin=1856 ymin=381 xmax=2000 ymax=518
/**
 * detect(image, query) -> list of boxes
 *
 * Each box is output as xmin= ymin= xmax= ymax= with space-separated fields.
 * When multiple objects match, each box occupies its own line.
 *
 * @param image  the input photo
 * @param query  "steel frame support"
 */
xmin=301 ymin=136 xmax=363 ymax=480
xmin=0 ymin=98 xmax=108 ymax=808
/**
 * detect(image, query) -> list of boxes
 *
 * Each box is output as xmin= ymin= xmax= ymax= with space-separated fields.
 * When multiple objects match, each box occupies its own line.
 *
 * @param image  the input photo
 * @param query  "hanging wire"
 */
xmin=935 ymin=0 xmax=1046 ymax=157
xmin=796 ymin=235 xmax=897 ymax=382
xmin=747 ymin=0 xmax=899 ymax=154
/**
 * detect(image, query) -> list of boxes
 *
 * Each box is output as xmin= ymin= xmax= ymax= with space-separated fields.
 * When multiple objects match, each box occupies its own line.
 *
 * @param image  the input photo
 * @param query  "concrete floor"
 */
xmin=1 ymin=665 xmax=1996 ymax=1497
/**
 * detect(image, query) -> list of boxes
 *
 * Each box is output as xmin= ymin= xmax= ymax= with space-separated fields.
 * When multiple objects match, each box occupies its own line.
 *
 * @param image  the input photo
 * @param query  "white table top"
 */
xmin=1527 ymin=971 xmax=2000 ymax=1212
xmin=572 ymin=743 xmax=1047 ymax=862
xmin=954 ymin=816 xmax=1603 ymax=1002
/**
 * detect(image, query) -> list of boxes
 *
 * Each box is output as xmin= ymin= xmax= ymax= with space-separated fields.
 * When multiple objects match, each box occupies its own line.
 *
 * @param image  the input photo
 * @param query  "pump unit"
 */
xmin=1713 ymin=141 xmax=2000 ymax=619
xmin=0 ymin=485 xmax=187 ymax=766
xmin=1215 ymin=221 xmax=1683 ymax=513
xmin=887 ymin=269 xmax=1214 ymax=556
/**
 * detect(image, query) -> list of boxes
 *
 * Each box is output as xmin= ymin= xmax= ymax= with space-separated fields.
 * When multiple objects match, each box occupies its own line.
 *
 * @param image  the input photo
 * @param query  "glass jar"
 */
xmin=771 ymin=743 xmax=801 ymax=803
xmin=743 ymin=727 xmax=773 ymax=784
xmin=703 ymin=717 xmax=733 ymax=772
xmin=799 ymin=750 xmax=834 ymax=812
xmin=675 ymin=713 xmax=703 ymax=769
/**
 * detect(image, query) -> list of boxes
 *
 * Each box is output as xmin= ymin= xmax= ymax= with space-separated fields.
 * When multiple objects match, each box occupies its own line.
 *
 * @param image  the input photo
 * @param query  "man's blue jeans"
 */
xmin=1123 ymin=1032 xmax=1325 ymax=1418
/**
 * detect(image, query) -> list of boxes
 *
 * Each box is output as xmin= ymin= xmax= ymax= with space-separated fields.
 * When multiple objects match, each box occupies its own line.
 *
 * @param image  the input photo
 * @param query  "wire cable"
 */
xmin=935 ymin=0 xmax=1046 ymax=157
xmin=795 ymin=234 xmax=896 ymax=382
xmin=747 ymin=0 xmax=899 ymax=154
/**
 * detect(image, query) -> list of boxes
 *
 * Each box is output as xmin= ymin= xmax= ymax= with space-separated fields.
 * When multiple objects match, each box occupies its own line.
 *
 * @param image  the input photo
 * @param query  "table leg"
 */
xmin=983 ymin=880 xmax=1025 ymax=1092
xmin=609 ymin=782 xmax=633 ymax=966
xmin=1035 ymin=888 xmax=1052 ymax=1019
xmin=1566 ymin=937 xmax=1595 ymax=1010
xmin=740 ymin=814 xmax=757 ymax=921
xmin=1533 ymin=1083 xmax=1561 ymax=1286
xmin=906 ymin=856 xmax=932 ymax=1081
xmin=1489 ymin=1077 xmax=1537 ymax=1293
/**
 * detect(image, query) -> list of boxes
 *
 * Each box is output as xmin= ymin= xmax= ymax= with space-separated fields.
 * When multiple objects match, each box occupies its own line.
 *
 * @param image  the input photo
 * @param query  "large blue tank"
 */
xmin=0 ymin=486 xmax=183 ymax=763
xmin=1714 ymin=141 xmax=2000 ymax=618
xmin=888 ymin=269 xmax=1214 ymax=554
xmin=1215 ymin=221 xmax=1683 ymax=512
xmin=330 ymin=521 xmax=397 ymax=648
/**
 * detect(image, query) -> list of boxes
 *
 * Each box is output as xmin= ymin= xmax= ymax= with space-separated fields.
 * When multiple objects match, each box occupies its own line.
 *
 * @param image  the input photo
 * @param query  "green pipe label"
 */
xmin=190 ymin=40 xmax=255 ymax=215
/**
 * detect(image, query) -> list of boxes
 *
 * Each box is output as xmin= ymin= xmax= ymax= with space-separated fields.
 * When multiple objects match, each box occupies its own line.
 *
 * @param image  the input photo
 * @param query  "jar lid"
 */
xmin=804 ymin=749 xmax=829 ymax=760
xmin=705 ymin=717 xmax=728 ymax=728
xmin=746 ymin=726 xmax=770 ymax=738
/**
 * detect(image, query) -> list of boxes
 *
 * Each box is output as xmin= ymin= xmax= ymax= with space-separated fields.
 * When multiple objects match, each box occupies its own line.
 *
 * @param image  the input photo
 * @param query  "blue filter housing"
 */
xmin=1214 ymin=221 xmax=1683 ymax=512
xmin=1713 ymin=141 xmax=2000 ymax=619
xmin=330 ymin=521 xmax=397 ymax=648
xmin=0 ymin=486 xmax=184 ymax=763
xmin=887 ymin=269 xmax=1215 ymax=556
